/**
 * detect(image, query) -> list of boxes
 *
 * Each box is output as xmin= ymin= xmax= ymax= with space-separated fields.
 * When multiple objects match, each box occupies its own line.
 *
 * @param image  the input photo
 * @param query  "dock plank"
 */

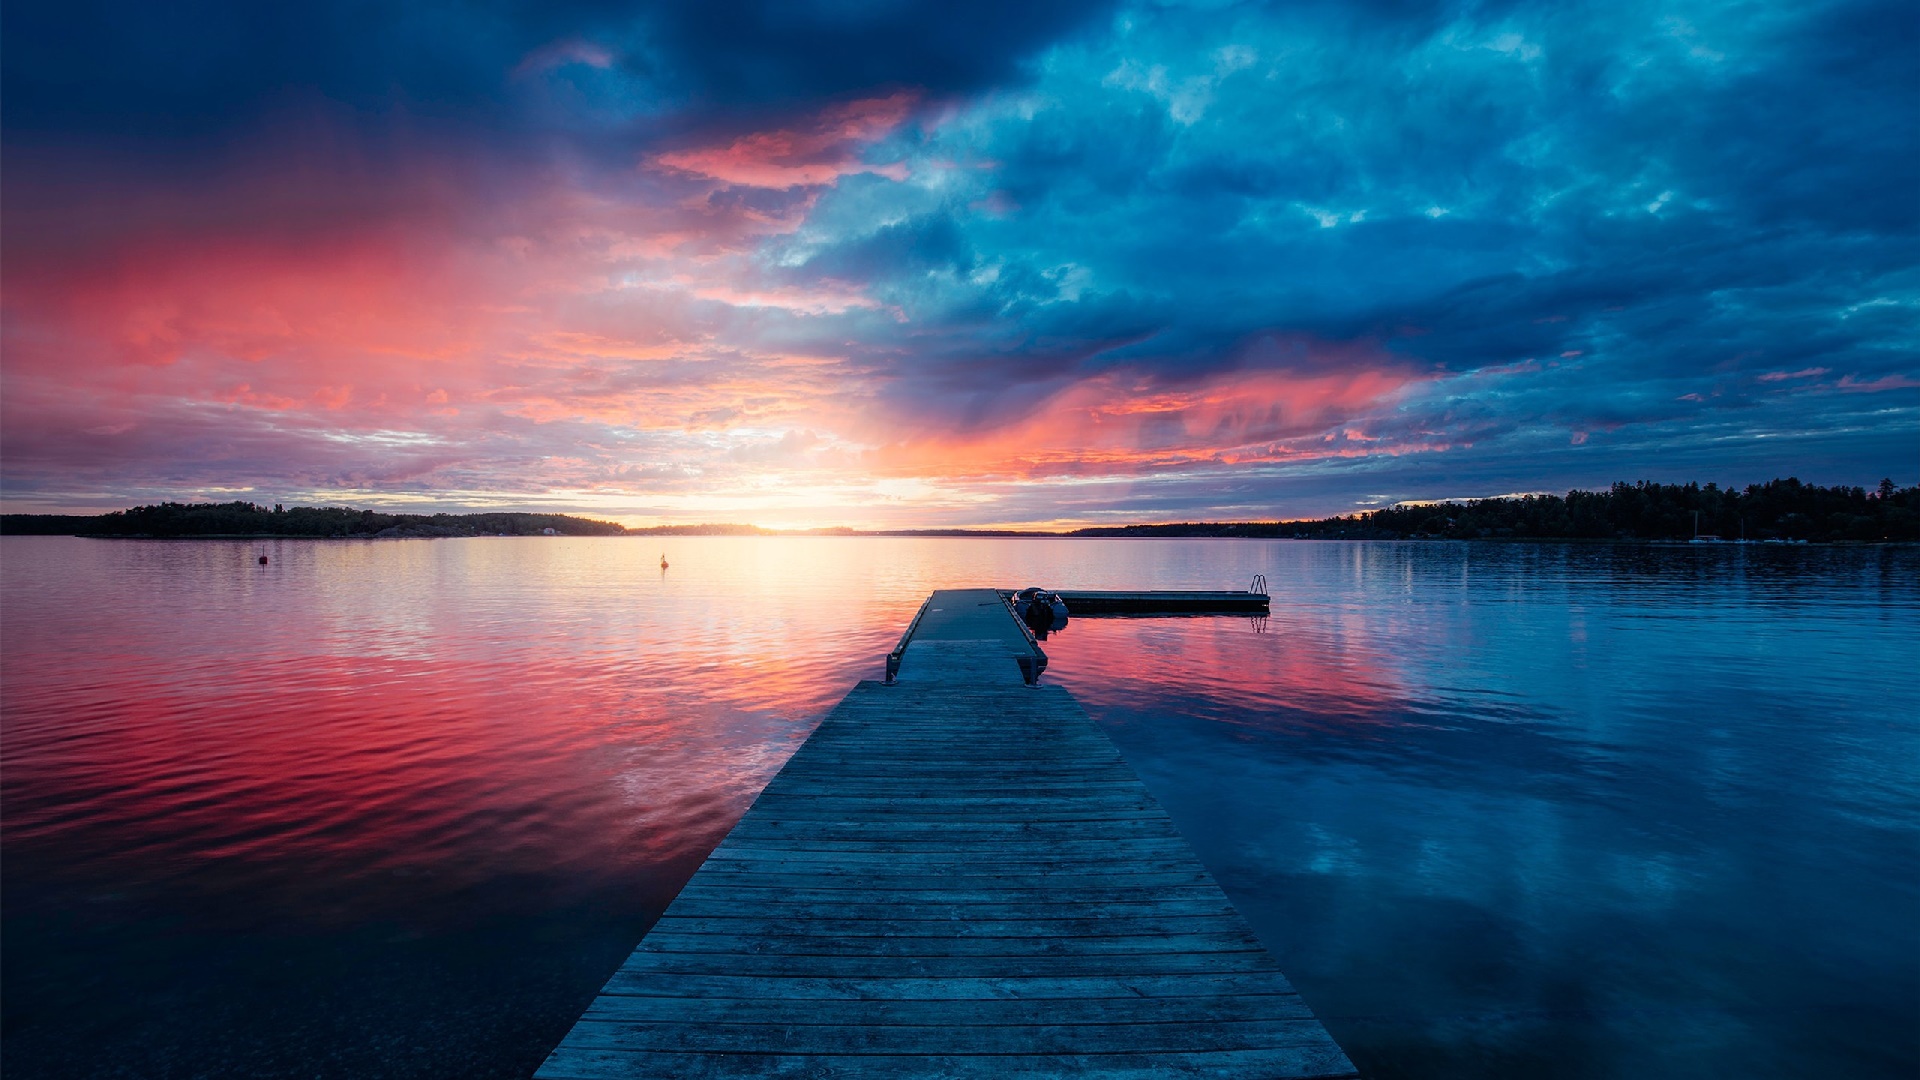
xmin=654 ymin=897 xmax=1245 ymax=921
xmin=632 ymin=930 xmax=1268 ymax=957
xmin=554 ymin=1016 xmax=1338 ymax=1055
xmin=590 ymin=972 xmax=1302 ymax=1000
xmin=539 ymin=1047 xmax=1357 ymax=1080
xmin=646 ymin=914 xmax=1255 ymax=938
xmin=578 ymin=993 xmax=1316 ymax=1025
xmin=535 ymin=589 xmax=1354 ymax=1078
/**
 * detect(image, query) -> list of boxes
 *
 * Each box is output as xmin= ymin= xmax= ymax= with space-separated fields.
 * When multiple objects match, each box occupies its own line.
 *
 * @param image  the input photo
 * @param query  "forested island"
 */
xmin=0 ymin=502 xmax=629 ymax=538
xmin=2 ymin=477 xmax=1915 ymax=542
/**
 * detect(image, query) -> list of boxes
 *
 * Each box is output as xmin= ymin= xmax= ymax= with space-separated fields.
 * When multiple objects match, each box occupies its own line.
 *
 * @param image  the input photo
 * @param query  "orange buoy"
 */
xmin=660 ymin=553 xmax=669 ymax=570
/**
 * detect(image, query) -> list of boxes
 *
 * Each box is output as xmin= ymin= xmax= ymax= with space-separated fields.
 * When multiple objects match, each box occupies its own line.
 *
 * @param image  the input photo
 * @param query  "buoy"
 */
xmin=258 ymin=554 xmax=269 ymax=565
xmin=660 ymin=553 xmax=669 ymax=569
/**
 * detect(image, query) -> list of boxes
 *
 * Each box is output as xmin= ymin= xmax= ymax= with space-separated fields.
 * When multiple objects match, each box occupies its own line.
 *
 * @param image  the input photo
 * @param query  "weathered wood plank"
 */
xmin=668 ymin=864 xmax=1221 ymax=883
xmin=664 ymin=882 xmax=1232 ymax=904
xmin=540 ymin=1047 xmax=1358 ymax=1080
xmin=744 ymin=803 xmax=1166 ymax=817
xmin=579 ymin=993 xmax=1316 ymax=1026
xmin=710 ymin=836 xmax=1190 ymax=855
xmin=648 ymin=913 xmax=1254 ymax=938
xmin=555 ymin=1016 xmax=1339 ymax=1055
xmin=693 ymin=850 xmax=1209 ymax=869
xmin=533 ymin=589 xmax=1356 ymax=1079
xmin=632 ymin=929 xmax=1267 ymax=957
xmin=697 ymin=853 xmax=1205 ymax=873
xmin=593 ymin=972 xmax=1303 ymax=1000
xmin=747 ymin=786 xmax=1146 ymax=800
xmin=763 ymin=782 xmax=1154 ymax=797
xmin=709 ymin=837 xmax=1193 ymax=853
xmin=720 ymin=821 xmax=1183 ymax=840
xmin=655 ymin=896 xmax=1244 ymax=921
xmin=614 ymin=952 xmax=1282 ymax=979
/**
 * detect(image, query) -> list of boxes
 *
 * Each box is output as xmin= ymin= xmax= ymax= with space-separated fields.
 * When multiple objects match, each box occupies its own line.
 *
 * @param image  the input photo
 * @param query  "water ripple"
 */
xmin=4 ymin=537 xmax=1916 ymax=1079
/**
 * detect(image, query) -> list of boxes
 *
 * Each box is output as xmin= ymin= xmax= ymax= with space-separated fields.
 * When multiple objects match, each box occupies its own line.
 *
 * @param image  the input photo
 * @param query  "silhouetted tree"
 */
xmin=1065 ymin=478 xmax=1920 ymax=542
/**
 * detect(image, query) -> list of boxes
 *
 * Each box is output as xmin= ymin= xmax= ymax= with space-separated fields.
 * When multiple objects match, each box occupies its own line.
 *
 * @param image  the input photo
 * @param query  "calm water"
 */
xmin=3 ymin=536 xmax=1916 ymax=1078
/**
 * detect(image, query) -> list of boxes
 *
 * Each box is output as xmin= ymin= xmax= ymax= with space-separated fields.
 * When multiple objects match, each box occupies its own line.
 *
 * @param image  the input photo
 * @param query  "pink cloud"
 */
xmin=649 ymin=93 xmax=919 ymax=188
xmin=681 ymin=280 xmax=881 ymax=313
xmin=1836 ymin=373 xmax=1920 ymax=392
xmin=857 ymin=347 xmax=1429 ymax=482
xmin=1757 ymin=366 xmax=1830 ymax=382
xmin=214 ymin=384 xmax=302 ymax=411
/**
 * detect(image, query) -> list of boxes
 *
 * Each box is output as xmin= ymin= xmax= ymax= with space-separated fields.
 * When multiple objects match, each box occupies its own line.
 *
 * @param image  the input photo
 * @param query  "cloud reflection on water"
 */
xmin=2 ymin=537 xmax=1915 ymax=1078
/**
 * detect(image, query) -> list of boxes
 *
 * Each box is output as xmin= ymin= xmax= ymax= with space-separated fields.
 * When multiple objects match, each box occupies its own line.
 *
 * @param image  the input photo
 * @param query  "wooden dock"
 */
xmin=536 ymin=589 xmax=1354 ymax=1079
xmin=1049 ymin=590 xmax=1270 ymax=615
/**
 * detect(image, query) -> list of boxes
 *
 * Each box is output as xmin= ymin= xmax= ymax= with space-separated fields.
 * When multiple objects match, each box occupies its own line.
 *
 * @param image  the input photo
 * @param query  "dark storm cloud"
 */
xmin=631 ymin=0 xmax=1116 ymax=107
xmin=1 ymin=1 xmax=1114 ymax=141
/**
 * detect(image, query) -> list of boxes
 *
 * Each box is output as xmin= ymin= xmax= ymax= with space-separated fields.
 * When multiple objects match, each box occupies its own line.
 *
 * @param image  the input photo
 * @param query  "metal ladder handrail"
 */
xmin=997 ymin=591 xmax=1050 ymax=686
xmin=883 ymin=596 xmax=934 ymax=684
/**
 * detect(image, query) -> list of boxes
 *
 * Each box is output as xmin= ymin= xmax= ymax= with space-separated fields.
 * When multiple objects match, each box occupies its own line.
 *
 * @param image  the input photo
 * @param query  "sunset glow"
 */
xmin=4 ymin=1 xmax=1914 ymax=525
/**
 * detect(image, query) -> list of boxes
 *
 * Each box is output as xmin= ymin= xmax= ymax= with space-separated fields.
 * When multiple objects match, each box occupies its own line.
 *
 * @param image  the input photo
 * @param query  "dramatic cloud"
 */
xmin=2 ymin=0 xmax=1914 ymax=525
xmin=651 ymin=93 xmax=919 ymax=188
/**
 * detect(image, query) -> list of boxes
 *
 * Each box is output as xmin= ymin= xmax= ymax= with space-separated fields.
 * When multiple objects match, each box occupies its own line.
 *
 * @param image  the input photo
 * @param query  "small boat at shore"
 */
xmin=1012 ymin=587 xmax=1069 ymax=637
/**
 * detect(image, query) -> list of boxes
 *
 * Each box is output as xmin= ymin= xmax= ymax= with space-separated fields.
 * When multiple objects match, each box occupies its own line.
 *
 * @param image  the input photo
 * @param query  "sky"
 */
xmin=3 ymin=0 xmax=1916 ymax=528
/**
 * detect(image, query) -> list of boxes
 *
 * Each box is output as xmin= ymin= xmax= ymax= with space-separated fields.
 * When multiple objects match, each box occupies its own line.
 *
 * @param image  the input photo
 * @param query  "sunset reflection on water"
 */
xmin=4 ymin=536 xmax=1917 ymax=1079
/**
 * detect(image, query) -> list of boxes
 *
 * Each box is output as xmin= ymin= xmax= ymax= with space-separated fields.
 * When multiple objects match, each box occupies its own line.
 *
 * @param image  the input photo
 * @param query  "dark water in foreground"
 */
xmin=3 ymin=536 xmax=1916 ymax=1078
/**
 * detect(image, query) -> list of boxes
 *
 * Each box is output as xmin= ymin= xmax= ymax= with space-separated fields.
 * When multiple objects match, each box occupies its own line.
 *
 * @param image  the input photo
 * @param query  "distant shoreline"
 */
xmin=6 ymin=532 xmax=1912 ymax=548
xmin=3 ymin=477 xmax=1914 ymax=543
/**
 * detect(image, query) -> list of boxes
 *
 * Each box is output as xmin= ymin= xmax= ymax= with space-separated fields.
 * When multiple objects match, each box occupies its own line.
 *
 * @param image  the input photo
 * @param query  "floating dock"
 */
xmin=1047 ymin=590 xmax=1270 ymax=615
xmin=536 ymin=588 xmax=1353 ymax=1079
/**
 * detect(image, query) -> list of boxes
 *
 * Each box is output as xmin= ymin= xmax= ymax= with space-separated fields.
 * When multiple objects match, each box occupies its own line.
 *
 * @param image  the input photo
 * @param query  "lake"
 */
xmin=3 ymin=536 xmax=1916 ymax=1078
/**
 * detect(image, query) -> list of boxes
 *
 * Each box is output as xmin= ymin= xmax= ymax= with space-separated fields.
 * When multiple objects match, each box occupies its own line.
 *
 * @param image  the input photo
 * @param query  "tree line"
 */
xmin=3 ymin=478 xmax=1915 ymax=542
xmin=0 ymin=501 xmax=627 ymax=538
xmin=1073 ymin=478 xmax=1919 ymax=542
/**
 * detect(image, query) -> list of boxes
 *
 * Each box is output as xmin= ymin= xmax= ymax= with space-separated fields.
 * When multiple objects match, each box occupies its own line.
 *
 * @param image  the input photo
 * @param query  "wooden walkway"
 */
xmin=536 ymin=590 xmax=1356 ymax=1078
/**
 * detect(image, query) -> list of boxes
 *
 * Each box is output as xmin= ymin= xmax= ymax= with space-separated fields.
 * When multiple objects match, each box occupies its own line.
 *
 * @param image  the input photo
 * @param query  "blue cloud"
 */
xmin=1 ymin=1 xmax=1115 ymax=142
xmin=750 ymin=0 xmax=1918 ymax=501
